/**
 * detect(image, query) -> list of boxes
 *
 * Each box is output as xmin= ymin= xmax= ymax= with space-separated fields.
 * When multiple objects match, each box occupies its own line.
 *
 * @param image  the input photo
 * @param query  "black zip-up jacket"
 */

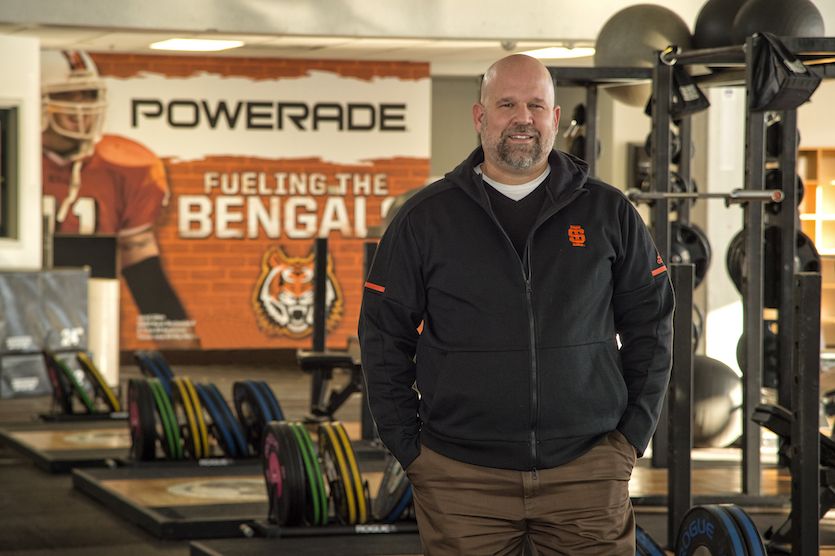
xmin=359 ymin=147 xmax=674 ymax=471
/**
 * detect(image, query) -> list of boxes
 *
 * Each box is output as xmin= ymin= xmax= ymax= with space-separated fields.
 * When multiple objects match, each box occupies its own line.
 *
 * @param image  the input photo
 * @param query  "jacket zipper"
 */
xmin=483 ymin=209 xmax=540 ymax=472
xmin=524 ymin=245 xmax=538 ymax=473
xmin=478 ymin=178 xmax=580 ymax=472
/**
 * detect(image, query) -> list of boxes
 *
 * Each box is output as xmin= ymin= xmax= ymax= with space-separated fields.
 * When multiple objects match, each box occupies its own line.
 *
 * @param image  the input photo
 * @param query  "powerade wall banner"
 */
xmin=90 ymin=54 xmax=430 ymax=350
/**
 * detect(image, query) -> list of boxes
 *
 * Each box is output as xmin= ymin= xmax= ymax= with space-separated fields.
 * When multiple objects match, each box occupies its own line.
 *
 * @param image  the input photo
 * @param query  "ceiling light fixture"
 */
xmin=150 ymin=38 xmax=245 ymax=52
xmin=521 ymin=46 xmax=595 ymax=59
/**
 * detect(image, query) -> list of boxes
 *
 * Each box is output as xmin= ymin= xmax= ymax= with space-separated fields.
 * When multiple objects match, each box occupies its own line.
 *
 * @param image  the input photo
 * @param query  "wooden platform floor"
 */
xmin=1 ymin=355 xmax=834 ymax=554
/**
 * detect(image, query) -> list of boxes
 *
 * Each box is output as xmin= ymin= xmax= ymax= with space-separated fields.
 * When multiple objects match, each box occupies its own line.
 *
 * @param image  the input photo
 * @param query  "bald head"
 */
xmin=480 ymin=54 xmax=555 ymax=105
xmin=473 ymin=54 xmax=560 ymax=184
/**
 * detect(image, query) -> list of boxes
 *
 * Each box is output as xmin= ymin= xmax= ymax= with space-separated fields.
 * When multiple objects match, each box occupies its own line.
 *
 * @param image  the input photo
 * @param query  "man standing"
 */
xmin=359 ymin=54 xmax=673 ymax=555
xmin=41 ymin=49 xmax=199 ymax=349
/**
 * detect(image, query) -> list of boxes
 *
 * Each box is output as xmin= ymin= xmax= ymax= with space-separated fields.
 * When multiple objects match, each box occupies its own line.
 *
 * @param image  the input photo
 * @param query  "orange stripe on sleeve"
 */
xmin=365 ymin=281 xmax=385 ymax=293
xmin=651 ymin=266 xmax=667 ymax=276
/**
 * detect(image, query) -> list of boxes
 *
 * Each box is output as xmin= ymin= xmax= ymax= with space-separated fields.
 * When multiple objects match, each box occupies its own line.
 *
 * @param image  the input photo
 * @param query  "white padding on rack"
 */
xmin=88 ymin=278 xmax=120 ymax=388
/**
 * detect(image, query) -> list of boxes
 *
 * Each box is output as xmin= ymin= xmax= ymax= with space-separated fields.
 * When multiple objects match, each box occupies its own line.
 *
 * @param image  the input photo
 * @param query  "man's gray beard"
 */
xmin=496 ymin=135 xmax=544 ymax=170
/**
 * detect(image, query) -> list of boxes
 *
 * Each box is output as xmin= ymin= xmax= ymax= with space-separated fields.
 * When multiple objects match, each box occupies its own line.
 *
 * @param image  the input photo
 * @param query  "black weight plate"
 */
xmin=765 ymin=169 xmax=804 ymax=215
xmin=373 ymin=453 xmax=411 ymax=523
xmin=670 ymin=221 xmax=711 ymax=289
xmin=675 ymin=504 xmax=748 ymax=555
xmin=234 ymin=380 xmax=272 ymax=455
xmin=43 ymin=351 xmax=74 ymax=414
xmin=171 ymin=377 xmax=201 ymax=459
xmin=195 ymin=382 xmax=238 ymax=459
xmin=726 ymin=229 xmax=745 ymax=294
xmin=262 ymin=422 xmax=286 ymax=525
xmin=319 ymin=422 xmax=358 ymax=525
xmin=128 ymin=378 xmax=157 ymax=461
xmin=262 ymin=422 xmax=306 ymax=527
xmin=277 ymin=423 xmax=307 ymax=526
xmin=723 ymin=505 xmax=766 ymax=556
xmin=76 ymin=351 xmax=121 ymax=412
xmin=289 ymin=422 xmax=329 ymax=526
xmin=208 ymin=382 xmax=250 ymax=458
xmin=635 ymin=523 xmax=665 ymax=556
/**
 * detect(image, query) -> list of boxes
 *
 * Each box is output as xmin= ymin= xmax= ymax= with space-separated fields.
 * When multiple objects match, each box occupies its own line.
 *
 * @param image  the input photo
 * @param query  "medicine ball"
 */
xmin=693 ymin=355 xmax=742 ymax=448
xmin=693 ymin=0 xmax=749 ymax=49
xmin=731 ymin=0 xmax=825 ymax=45
xmin=595 ymin=4 xmax=693 ymax=106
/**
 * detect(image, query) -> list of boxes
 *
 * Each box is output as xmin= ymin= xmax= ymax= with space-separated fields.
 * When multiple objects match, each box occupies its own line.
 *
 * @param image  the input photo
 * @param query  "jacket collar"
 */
xmin=446 ymin=147 xmax=590 ymax=208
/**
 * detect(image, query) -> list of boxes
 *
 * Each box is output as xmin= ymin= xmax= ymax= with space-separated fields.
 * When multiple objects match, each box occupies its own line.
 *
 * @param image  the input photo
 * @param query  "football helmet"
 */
xmin=41 ymin=50 xmax=107 ymax=143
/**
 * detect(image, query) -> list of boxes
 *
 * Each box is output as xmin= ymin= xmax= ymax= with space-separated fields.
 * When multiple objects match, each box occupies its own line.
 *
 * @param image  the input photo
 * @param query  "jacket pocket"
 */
xmin=537 ymin=341 xmax=627 ymax=439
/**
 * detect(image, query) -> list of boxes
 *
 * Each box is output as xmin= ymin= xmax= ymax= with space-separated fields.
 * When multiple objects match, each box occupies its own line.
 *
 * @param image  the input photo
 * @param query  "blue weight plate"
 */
xmin=675 ymin=505 xmax=749 ymax=555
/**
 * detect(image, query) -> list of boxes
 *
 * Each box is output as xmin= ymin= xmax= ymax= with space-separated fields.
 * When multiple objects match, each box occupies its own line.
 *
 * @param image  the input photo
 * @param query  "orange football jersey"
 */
xmin=43 ymin=134 xmax=169 ymax=236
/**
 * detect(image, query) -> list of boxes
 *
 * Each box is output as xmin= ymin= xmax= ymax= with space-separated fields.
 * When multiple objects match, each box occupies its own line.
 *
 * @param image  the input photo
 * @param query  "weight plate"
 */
xmin=289 ymin=422 xmax=329 ymax=526
xmin=723 ymin=505 xmax=766 ymax=556
xmin=670 ymin=221 xmax=711 ymax=289
xmin=76 ymin=352 xmax=121 ymax=412
xmin=149 ymin=350 xmax=176 ymax=381
xmin=726 ymin=229 xmax=745 ymax=294
xmin=256 ymin=380 xmax=285 ymax=422
xmin=727 ymin=227 xmax=821 ymax=308
xmin=133 ymin=351 xmax=172 ymax=397
xmin=332 ymin=421 xmax=368 ymax=525
xmin=262 ymin=421 xmax=306 ymax=527
xmin=319 ymin=422 xmax=358 ymax=525
xmin=262 ymin=422 xmax=289 ymax=525
xmin=128 ymin=378 xmax=157 ymax=460
xmin=183 ymin=377 xmax=210 ymax=459
xmin=171 ymin=377 xmax=202 ymax=459
xmin=635 ymin=523 xmax=665 ymax=556
xmin=373 ymin=453 xmax=412 ymax=523
xmin=765 ymin=169 xmax=804 ymax=215
xmin=234 ymin=380 xmax=273 ymax=454
xmin=148 ymin=377 xmax=183 ymax=460
xmin=675 ymin=504 xmax=748 ymax=555
xmin=43 ymin=350 xmax=74 ymax=414
xmin=54 ymin=352 xmax=96 ymax=414
xmin=195 ymin=382 xmax=238 ymax=458
xmin=208 ymin=382 xmax=250 ymax=458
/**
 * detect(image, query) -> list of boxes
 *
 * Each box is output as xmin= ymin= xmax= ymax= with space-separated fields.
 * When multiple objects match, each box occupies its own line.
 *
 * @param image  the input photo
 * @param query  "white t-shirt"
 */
xmin=475 ymin=164 xmax=551 ymax=201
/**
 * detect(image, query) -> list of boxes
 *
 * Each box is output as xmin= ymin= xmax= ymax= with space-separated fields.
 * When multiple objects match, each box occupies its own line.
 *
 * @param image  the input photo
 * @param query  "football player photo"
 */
xmin=41 ymin=49 xmax=200 ymax=349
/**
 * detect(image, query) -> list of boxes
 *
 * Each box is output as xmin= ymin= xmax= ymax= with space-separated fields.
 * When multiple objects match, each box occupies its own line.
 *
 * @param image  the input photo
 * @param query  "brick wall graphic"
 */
xmin=89 ymin=53 xmax=431 ymax=350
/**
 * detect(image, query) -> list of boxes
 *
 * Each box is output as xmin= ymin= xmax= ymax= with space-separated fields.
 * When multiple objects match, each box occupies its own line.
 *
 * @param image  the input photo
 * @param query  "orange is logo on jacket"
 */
xmin=568 ymin=225 xmax=585 ymax=247
xmin=251 ymin=246 xmax=344 ymax=339
xmin=653 ymin=251 xmax=668 ymax=276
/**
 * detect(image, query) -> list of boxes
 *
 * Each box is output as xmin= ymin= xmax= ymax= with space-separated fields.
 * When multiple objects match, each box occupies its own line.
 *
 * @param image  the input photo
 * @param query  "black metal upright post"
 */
xmin=741 ymin=35 xmax=766 ymax=496
xmin=677 ymin=116 xmax=693 ymax=227
xmin=650 ymin=55 xmax=674 ymax=469
xmin=778 ymin=110 xmax=800 ymax=411
xmin=791 ymin=272 xmax=821 ymax=555
xmin=312 ymin=237 xmax=328 ymax=352
xmin=668 ymin=263 xmax=694 ymax=548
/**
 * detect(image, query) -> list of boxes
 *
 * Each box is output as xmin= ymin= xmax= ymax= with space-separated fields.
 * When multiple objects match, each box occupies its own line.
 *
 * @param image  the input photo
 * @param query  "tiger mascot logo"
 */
xmin=251 ymin=246 xmax=344 ymax=339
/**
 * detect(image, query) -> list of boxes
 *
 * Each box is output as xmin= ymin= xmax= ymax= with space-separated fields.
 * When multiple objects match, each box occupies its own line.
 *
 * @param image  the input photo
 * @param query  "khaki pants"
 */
xmin=405 ymin=431 xmax=636 ymax=556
